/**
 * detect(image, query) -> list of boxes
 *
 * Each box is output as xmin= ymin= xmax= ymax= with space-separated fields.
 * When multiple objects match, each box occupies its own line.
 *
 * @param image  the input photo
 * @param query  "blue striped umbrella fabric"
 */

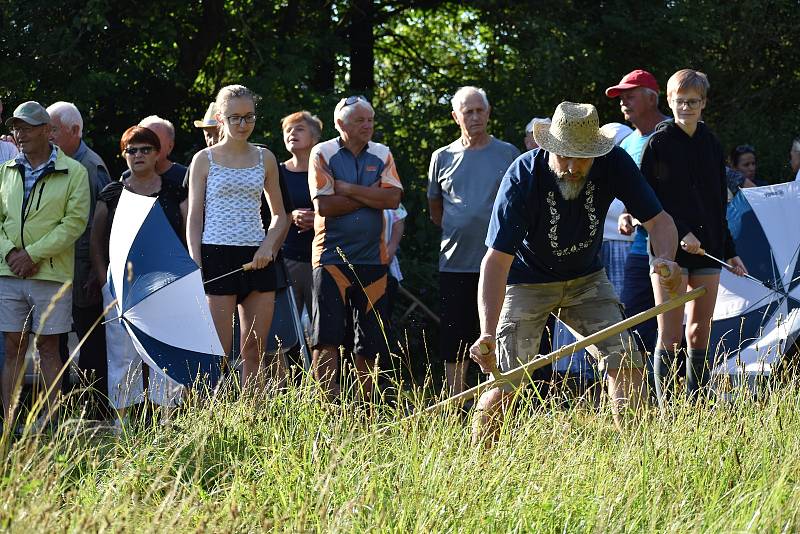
xmin=108 ymin=189 xmax=225 ymax=386
xmin=710 ymin=182 xmax=800 ymax=375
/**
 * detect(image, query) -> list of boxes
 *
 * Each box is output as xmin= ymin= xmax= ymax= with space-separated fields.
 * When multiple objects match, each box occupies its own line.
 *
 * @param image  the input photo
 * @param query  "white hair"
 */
xmin=451 ymin=86 xmax=489 ymax=112
xmin=334 ymin=99 xmax=374 ymax=132
xmin=793 ymin=138 xmax=800 ymax=153
xmin=139 ymin=115 xmax=175 ymax=140
xmin=525 ymin=117 xmax=551 ymax=134
xmin=46 ymin=101 xmax=83 ymax=137
xmin=641 ymin=87 xmax=660 ymax=106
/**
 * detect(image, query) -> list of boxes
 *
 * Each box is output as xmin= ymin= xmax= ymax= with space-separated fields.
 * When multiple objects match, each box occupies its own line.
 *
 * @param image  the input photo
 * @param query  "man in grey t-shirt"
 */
xmin=428 ymin=86 xmax=520 ymax=395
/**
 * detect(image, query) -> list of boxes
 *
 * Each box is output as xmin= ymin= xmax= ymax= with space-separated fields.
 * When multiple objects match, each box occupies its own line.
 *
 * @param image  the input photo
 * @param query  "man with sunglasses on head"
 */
xmin=0 ymin=101 xmax=90 ymax=430
xmin=428 ymin=86 xmax=520 ymax=397
xmin=308 ymin=95 xmax=402 ymax=402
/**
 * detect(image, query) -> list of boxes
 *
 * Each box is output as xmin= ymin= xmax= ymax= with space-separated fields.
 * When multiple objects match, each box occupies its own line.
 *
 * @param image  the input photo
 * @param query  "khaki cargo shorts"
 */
xmin=496 ymin=269 xmax=642 ymax=389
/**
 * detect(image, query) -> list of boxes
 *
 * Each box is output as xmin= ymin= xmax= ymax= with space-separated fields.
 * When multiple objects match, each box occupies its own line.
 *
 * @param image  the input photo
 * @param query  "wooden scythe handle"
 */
xmin=419 ymin=286 xmax=707 ymax=415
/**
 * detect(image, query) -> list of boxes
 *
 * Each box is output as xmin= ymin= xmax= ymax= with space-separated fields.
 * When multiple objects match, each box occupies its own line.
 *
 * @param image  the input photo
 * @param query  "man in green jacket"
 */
xmin=0 ymin=101 xmax=90 ymax=428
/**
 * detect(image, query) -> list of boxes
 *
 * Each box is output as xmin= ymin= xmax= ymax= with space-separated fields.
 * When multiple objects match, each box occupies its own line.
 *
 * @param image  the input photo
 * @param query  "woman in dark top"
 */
xmin=279 ymin=111 xmax=323 ymax=319
xmin=89 ymin=125 xmax=188 ymax=429
xmin=641 ymin=69 xmax=747 ymax=403
xmin=729 ymin=144 xmax=759 ymax=188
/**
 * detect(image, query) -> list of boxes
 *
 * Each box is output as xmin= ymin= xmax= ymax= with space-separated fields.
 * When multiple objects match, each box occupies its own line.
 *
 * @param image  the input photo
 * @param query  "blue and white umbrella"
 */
xmin=108 ymin=189 xmax=225 ymax=386
xmin=710 ymin=181 xmax=800 ymax=374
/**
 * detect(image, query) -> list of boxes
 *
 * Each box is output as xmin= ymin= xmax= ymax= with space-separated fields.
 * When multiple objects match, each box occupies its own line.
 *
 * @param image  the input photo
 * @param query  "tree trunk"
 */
xmin=308 ymin=0 xmax=336 ymax=94
xmin=348 ymin=0 xmax=375 ymax=96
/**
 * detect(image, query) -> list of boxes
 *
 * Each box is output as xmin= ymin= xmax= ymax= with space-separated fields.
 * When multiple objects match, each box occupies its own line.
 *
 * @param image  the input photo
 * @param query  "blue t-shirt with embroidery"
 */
xmin=486 ymin=147 xmax=663 ymax=284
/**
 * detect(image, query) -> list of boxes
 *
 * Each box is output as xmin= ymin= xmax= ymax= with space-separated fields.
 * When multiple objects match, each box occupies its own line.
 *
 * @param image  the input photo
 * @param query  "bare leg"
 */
xmin=238 ymin=291 xmax=276 ymax=392
xmin=471 ymin=386 xmax=513 ymax=448
xmin=353 ymin=354 xmax=378 ymax=402
xmin=650 ymin=272 xmax=689 ymax=408
xmin=685 ymin=273 xmax=721 ymax=396
xmin=445 ymin=360 xmax=469 ymax=396
xmin=35 ymin=334 xmax=65 ymax=420
xmin=207 ymin=294 xmax=237 ymax=366
xmin=2 ymin=332 xmax=29 ymax=422
xmin=313 ymin=344 xmax=340 ymax=401
xmin=606 ymin=367 xmax=645 ymax=430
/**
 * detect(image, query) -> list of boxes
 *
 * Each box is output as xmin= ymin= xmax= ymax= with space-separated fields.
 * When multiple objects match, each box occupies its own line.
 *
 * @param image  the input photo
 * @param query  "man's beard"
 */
xmin=550 ymin=164 xmax=588 ymax=200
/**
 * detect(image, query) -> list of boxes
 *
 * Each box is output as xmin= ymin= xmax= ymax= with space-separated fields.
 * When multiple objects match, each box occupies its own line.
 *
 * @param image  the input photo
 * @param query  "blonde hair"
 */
xmin=281 ymin=111 xmax=323 ymax=142
xmin=215 ymin=84 xmax=261 ymax=114
xmin=667 ymin=69 xmax=710 ymax=99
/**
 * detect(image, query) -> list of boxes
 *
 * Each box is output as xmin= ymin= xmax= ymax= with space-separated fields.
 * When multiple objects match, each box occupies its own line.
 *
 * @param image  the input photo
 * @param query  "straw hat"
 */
xmin=532 ymin=102 xmax=615 ymax=158
xmin=193 ymin=103 xmax=218 ymax=128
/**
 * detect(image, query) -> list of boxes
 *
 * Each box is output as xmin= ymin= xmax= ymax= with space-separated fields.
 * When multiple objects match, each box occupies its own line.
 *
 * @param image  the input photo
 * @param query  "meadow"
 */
xmin=1 ymin=374 xmax=798 ymax=533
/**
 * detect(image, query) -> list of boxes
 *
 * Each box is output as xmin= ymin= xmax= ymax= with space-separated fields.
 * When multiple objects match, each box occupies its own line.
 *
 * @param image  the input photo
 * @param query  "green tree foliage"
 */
xmin=2 ymin=0 xmax=798 ymax=339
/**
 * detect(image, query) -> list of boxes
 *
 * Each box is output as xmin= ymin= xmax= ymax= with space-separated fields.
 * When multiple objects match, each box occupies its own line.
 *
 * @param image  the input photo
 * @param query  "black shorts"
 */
xmin=311 ymin=264 xmax=389 ymax=360
xmin=201 ymin=244 xmax=277 ymax=299
xmin=439 ymin=271 xmax=480 ymax=362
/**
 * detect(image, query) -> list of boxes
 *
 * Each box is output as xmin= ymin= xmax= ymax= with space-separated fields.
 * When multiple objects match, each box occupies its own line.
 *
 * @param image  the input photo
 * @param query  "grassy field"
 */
xmin=1 ymin=377 xmax=799 ymax=533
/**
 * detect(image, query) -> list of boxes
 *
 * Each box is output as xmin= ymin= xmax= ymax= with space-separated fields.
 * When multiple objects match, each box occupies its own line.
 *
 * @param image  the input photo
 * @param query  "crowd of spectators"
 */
xmin=0 ymin=69 xmax=798 ymax=433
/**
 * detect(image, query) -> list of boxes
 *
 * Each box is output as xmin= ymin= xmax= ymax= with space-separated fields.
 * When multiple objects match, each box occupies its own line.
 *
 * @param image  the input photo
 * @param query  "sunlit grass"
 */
xmin=1 ymin=371 xmax=799 ymax=532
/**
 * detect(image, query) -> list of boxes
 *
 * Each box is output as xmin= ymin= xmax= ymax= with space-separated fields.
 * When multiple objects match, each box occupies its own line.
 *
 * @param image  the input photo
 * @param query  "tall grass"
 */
xmin=1 ymin=376 xmax=799 ymax=532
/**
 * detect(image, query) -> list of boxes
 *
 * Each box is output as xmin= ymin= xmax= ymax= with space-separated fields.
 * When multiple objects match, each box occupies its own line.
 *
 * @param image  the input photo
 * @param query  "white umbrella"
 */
xmin=108 ymin=189 xmax=225 ymax=386
xmin=711 ymin=182 xmax=800 ymax=375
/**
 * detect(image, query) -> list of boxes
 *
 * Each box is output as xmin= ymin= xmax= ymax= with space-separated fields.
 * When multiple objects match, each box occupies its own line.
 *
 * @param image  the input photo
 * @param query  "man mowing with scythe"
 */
xmin=469 ymin=102 xmax=682 ymax=443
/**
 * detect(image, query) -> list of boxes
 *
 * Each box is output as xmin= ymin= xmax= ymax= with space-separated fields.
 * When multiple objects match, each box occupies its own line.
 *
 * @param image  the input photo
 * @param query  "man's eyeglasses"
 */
xmin=124 ymin=146 xmax=156 ymax=155
xmin=671 ymin=98 xmax=704 ymax=110
xmin=11 ymin=124 xmax=45 ymax=135
xmin=226 ymin=113 xmax=257 ymax=127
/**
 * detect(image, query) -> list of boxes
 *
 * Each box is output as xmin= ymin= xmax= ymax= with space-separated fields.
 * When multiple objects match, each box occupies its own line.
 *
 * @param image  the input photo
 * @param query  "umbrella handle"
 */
xmin=680 ymin=240 xmax=707 ymax=256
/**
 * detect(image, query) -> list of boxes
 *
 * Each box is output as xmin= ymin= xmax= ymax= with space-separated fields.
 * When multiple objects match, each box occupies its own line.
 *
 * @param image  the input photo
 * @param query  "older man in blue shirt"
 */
xmin=48 ymin=101 xmax=110 ymax=418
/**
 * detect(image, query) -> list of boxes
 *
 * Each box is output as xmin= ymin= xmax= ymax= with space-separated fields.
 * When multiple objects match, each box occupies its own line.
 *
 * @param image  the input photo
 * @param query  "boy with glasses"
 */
xmin=640 ymin=69 xmax=748 ymax=405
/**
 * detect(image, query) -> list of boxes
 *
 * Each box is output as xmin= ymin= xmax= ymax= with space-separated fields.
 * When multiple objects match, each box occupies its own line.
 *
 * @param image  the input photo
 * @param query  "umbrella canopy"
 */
xmin=710 ymin=181 xmax=800 ymax=374
xmin=108 ymin=189 xmax=225 ymax=386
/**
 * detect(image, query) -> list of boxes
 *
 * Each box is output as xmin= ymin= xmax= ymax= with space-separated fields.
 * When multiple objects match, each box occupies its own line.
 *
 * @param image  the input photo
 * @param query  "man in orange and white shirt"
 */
xmin=308 ymin=95 xmax=402 ymax=401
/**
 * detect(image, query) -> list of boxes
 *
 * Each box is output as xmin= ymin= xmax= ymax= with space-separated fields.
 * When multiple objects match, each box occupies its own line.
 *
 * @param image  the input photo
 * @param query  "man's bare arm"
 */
xmin=469 ymin=248 xmax=514 ymax=374
xmin=335 ymin=181 xmax=401 ymax=210
xmin=641 ymin=210 xmax=677 ymax=261
xmin=641 ymin=210 xmax=681 ymax=291
xmin=478 ymin=249 xmax=515 ymax=337
xmin=428 ymin=197 xmax=443 ymax=227
xmin=314 ymin=195 xmax=365 ymax=217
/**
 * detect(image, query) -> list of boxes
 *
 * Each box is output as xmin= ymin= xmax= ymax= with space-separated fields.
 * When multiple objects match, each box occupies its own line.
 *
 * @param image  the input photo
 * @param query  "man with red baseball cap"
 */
xmin=605 ymin=70 xmax=671 ymax=391
xmin=606 ymin=69 xmax=660 ymax=98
